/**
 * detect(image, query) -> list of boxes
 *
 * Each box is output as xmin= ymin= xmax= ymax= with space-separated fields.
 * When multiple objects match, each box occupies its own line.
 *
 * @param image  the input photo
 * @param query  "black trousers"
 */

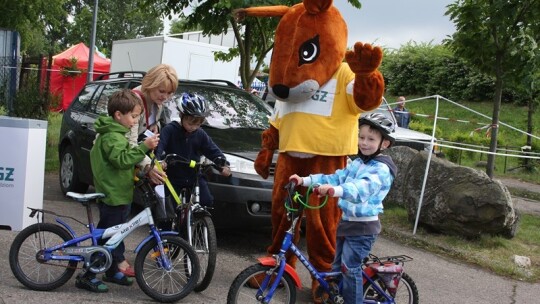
xmin=97 ymin=203 xmax=131 ymax=277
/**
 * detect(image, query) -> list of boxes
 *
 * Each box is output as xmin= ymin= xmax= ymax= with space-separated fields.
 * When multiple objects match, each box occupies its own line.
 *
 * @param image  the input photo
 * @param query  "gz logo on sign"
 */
xmin=0 ymin=167 xmax=15 ymax=181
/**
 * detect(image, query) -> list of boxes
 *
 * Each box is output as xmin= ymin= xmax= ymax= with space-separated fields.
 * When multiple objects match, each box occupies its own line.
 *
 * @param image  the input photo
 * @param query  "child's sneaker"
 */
xmin=75 ymin=275 xmax=109 ymax=292
xmin=102 ymin=273 xmax=134 ymax=286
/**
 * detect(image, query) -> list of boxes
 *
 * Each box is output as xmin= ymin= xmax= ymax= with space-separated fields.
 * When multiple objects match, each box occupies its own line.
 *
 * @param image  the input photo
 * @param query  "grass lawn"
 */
xmin=385 ymin=94 xmax=540 ymax=184
xmin=46 ymin=112 xmax=62 ymax=173
xmin=382 ymin=203 xmax=540 ymax=282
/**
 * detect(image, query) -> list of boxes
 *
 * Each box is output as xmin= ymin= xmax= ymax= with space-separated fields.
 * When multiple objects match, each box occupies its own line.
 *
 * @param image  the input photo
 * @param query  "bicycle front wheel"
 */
xmin=227 ymin=264 xmax=296 ymax=304
xmin=9 ymin=223 xmax=77 ymax=291
xmin=135 ymin=236 xmax=200 ymax=303
xmin=191 ymin=214 xmax=217 ymax=292
xmin=363 ymin=272 xmax=419 ymax=304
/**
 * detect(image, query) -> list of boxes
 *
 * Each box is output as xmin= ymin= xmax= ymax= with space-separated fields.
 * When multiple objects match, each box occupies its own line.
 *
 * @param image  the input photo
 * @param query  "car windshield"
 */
xmin=174 ymin=84 xmax=272 ymax=130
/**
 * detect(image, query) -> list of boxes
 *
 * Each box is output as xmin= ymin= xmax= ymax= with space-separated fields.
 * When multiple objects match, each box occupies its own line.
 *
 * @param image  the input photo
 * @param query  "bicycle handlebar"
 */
xmin=283 ymin=181 xmax=330 ymax=215
xmin=160 ymin=153 xmax=229 ymax=174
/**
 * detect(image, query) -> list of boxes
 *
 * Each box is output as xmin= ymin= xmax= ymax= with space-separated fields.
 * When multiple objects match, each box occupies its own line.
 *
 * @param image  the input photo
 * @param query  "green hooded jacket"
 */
xmin=90 ymin=116 xmax=150 ymax=206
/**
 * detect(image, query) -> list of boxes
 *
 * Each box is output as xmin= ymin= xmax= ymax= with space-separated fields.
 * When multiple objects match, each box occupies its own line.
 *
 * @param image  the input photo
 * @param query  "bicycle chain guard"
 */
xmin=63 ymin=246 xmax=112 ymax=273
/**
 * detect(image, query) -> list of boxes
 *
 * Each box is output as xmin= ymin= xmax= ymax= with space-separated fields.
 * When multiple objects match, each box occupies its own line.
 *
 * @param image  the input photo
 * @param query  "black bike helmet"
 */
xmin=359 ymin=113 xmax=396 ymax=147
xmin=176 ymin=93 xmax=209 ymax=117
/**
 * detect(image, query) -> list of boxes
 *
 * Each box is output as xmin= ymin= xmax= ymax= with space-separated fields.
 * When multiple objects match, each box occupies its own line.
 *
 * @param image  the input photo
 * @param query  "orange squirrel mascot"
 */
xmin=237 ymin=0 xmax=384 ymax=301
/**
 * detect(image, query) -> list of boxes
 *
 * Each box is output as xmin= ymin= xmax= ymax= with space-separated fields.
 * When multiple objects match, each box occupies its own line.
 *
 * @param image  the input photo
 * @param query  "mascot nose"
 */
xmin=272 ymin=84 xmax=290 ymax=99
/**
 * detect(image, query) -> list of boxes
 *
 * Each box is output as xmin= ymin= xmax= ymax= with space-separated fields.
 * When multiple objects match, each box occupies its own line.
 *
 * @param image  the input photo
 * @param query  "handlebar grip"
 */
xmin=313 ymin=187 xmax=335 ymax=197
xmin=328 ymin=188 xmax=335 ymax=197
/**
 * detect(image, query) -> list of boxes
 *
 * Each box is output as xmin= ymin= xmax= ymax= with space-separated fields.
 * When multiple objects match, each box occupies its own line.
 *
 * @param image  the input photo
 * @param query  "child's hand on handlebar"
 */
xmin=313 ymin=184 xmax=335 ymax=197
xmin=221 ymin=166 xmax=232 ymax=177
xmin=144 ymin=163 xmax=167 ymax=185
xmin=289 ymin=174 xmax=303 ymax=186
xmin=143 ymin=134 xmax=160 ymax=150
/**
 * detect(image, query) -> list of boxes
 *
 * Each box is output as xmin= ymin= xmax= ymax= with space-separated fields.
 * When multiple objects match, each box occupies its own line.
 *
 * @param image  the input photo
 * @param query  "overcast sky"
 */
xmin=334 ymin=0 xmax=456 ymax=49
xmin=163 ymin=0 xmax=456 ymax=49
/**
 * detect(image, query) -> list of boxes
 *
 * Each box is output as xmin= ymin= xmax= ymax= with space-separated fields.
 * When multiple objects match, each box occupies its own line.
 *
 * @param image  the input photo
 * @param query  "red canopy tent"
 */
xmin=49 ymin=42 xmax=111 ymax=111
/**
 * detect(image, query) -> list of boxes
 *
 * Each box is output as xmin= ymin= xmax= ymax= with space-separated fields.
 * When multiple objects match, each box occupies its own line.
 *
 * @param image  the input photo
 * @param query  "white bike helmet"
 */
xmin=360 ymin=113 xmax=396 ymax=147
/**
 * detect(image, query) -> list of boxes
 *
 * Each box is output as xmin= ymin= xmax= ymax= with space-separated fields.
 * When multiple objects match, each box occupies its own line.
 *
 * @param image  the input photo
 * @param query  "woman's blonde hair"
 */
xmin=141 ymin=64 xmax=178 ymax=94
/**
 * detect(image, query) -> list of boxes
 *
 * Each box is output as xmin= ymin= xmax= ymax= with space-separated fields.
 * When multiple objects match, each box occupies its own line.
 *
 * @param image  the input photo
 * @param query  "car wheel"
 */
xmin=59 ymin=145 xmax=89 ymax=194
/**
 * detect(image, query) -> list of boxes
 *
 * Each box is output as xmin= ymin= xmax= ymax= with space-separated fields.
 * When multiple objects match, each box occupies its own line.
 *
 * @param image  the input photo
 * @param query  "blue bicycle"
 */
xmin=9 ymin=177 xmax=200 ymax=303
xmin=227 ymin=182 xmax=419 ymax=304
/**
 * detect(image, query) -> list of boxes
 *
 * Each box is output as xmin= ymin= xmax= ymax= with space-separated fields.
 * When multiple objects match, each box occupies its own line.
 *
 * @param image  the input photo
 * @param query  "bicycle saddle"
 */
xmin=66 ymin=192 xmax=106 ymax=202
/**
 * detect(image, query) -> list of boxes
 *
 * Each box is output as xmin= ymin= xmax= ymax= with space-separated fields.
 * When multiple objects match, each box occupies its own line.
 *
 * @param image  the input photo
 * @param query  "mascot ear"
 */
xmin=233 ymin=6 xmax=290 ymax=19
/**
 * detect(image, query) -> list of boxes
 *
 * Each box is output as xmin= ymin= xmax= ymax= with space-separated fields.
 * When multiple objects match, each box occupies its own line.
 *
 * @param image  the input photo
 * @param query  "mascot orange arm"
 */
xmin=254 ymin=125 xmax=279 ymax=179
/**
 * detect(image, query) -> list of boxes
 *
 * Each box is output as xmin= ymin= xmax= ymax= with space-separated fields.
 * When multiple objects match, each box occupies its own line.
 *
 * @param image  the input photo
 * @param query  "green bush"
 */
xmin=381 ymin=43 xmax=521 ymax=103
xmin=409 ymin=120 xmax=442 ymax=138
xmin=13 ymin=85 xmax=49 ymax=120
xmin=444 ymin=132 xmax=504 ymax=163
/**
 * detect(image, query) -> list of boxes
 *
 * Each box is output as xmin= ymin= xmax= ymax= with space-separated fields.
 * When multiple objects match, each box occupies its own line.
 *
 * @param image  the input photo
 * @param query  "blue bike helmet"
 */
xmin=176 ymin=93 xmax=209 ymax=117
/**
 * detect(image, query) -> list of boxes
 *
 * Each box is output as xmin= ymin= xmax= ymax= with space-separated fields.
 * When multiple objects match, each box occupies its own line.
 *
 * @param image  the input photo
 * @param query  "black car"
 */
xmin=58 ymin=73 xmax=274 ymax=228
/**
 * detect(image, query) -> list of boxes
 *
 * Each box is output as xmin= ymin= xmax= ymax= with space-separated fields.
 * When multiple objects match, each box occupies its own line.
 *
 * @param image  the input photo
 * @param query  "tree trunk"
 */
xmin=524 ymin=96 xmax=534 ymax=169
xmin=486 ymin=55 xmax=504 ymax=178
xmin=526 ymin=97 xmax=533 ymax=148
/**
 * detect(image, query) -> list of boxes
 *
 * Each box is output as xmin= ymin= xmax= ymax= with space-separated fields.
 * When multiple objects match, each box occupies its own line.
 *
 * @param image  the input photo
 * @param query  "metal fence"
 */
xmin=0 ymin=55 xmax=47 ymax=116
xmin=0 ymin=55 xmax=20 ymax=114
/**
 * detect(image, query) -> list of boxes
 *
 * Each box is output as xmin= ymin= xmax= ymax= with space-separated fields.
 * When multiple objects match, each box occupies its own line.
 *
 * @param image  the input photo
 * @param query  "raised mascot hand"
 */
xmin=346 ymin=42 xmax=385 ymax=112
xmin=345 ymin=42 xmax=383 ymax=76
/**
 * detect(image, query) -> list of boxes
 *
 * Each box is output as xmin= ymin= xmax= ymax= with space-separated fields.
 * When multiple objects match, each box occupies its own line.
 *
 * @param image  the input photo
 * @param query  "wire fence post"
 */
xmin=413 ymin=95 xmax=440 ymax=235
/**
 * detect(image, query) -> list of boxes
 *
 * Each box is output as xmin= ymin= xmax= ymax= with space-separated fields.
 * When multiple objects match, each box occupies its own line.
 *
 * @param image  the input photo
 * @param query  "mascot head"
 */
xmin=237 ymin=0 xmax=348 ymax=103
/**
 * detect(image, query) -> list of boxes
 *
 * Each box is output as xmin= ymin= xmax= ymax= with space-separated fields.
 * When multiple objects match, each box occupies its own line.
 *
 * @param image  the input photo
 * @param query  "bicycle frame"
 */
xmin=155 ymin=154 xmax=214 ymax=240
xmin=254 ymin=183 xmax=399 ymax=304
xmin=37 ymin=201 xmax=178 ymax=272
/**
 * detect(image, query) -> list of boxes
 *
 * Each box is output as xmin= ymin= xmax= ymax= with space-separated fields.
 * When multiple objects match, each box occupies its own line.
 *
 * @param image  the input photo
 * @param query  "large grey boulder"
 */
xmin=384 ymin=146 xmax=519 ymax=238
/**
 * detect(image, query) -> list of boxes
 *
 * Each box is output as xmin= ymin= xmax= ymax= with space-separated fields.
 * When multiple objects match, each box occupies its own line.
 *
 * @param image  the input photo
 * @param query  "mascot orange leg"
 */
xmin=268 ymin=153 xmax=345 ymax=301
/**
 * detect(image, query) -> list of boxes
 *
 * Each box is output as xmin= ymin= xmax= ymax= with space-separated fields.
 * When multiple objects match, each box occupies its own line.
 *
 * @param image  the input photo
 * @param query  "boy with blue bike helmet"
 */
xmin=290 ymin=112 xmax=397 ymax=303
xmin=156 ymin=93 xmax=231 ymax=211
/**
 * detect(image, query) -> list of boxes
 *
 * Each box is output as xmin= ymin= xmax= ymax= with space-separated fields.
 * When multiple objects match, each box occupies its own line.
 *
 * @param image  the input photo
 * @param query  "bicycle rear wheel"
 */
xmin=9 ymin=223 xmax=77 ymax=291
xmin=135 ymin=236 xmax=200 ymax=303
xmin=363 ymin=272 xmax=419 ymax=304
xmin=191 ymin=214 xmax=217 ymax=292
xmin=227 ymin=264 xmax=296 ymax=304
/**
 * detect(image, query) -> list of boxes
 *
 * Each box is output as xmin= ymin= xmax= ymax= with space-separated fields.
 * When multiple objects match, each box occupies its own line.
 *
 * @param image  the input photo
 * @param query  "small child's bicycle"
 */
xmin=227 ymin=181 xmax=419 ymax=304
xmin=8 ymin=183 xmax=200 ymax=303
xmin=155 ymin=153 xmax=223 ymax=292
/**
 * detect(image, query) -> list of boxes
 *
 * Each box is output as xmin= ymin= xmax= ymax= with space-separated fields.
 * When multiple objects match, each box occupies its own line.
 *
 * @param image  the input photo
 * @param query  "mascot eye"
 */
xmin=298 ymin=35 xmax=320 ymax=66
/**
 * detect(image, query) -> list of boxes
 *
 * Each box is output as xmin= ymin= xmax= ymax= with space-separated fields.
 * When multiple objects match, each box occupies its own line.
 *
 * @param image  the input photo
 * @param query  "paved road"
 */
xmin=0 ymin=174 xmax=538 ymax=303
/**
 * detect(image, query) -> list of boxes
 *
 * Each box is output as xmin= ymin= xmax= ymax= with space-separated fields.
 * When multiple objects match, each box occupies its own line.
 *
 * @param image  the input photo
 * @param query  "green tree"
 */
xmin=66 ymin=0 xmax=164 ymax=56
xmin=445 ymin=0 xmax=540 ymax=178
xmin=142 ymin=0 xmax=361 ymax=90
xmin=381 ymin=43 xmax=497 ymax=102
xmin=169 ymin=18 xmax=202 ymax=34
xmin=0 ymin=0 xmax=70 ymax=56
xmin=507 ymin=28 xmax=540 ymax=169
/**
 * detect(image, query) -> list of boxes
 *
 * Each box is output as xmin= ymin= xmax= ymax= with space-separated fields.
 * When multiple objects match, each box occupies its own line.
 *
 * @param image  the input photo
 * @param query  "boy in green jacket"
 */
xmin=76 ymin=89 xmax=159 ymax=292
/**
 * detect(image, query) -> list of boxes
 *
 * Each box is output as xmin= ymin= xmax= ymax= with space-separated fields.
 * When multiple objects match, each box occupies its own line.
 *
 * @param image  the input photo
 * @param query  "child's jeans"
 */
xmin=332 ymin=234 xmax=377 ymax=304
